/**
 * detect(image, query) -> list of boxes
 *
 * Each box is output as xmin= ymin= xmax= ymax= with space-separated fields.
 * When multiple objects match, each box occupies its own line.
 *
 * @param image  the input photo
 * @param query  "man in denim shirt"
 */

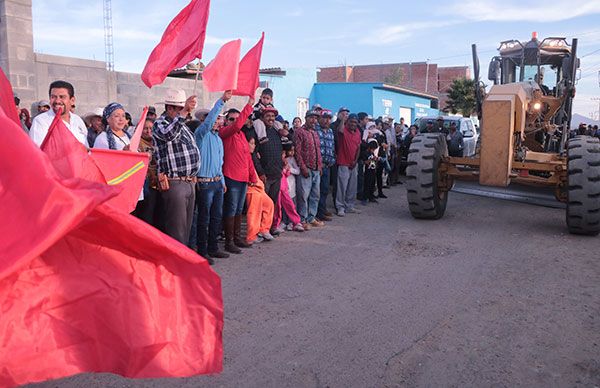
xmin=194 ymin=91 xmax=231 ymax=263
xmin=316 ymin=109 xmax=336 ymax=222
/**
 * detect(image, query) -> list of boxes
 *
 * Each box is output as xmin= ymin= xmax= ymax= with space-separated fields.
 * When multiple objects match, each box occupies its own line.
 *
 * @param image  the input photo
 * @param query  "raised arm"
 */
xmin=219 ymin=96 xmax=255 ymax=139
xmin=195 ymin=93 xmax=227 ymax=141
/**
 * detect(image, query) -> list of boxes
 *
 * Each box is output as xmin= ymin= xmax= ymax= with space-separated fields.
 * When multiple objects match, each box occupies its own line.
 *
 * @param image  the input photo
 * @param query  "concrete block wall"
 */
xmin=0 ymin=0 xmax=36 ymax=102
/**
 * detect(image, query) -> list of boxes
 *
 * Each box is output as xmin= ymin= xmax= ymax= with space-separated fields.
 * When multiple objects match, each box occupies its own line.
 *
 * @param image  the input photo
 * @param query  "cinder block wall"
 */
xmin=1 ymin=0 xmax=252 ymax=122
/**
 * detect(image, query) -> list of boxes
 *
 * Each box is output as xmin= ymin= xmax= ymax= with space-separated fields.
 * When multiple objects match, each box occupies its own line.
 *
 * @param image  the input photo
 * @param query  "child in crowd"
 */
xmin=245 ymin=134 xmax=276 ymax=244
xmin=273 ymin=140 xmax=304 ymax=233
xmin=252 ymin=88 xmax=281 ymax=144
xmin=361 ymin=139 xmax=380 ymax=204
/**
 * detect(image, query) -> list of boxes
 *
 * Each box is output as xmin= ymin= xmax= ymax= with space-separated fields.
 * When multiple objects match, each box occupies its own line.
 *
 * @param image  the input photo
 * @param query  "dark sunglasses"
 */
xmin=227 ymin=117 xmax=235 ymax=122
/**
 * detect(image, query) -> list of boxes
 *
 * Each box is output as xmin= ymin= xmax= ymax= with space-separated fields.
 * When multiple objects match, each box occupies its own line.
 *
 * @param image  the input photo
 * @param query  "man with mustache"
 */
xmin=29 ymin=80 xmax=88 ymax=147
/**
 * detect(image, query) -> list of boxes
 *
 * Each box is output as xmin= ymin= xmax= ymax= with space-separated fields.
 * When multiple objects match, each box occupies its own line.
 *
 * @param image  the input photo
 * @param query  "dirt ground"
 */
xmin=29 ymin=184 xmax=600 ymax=388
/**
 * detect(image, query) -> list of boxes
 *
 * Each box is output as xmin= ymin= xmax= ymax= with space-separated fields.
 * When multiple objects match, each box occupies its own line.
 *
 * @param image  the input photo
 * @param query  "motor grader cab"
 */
xmin=406 ymin=33 xmax=600 ymax=235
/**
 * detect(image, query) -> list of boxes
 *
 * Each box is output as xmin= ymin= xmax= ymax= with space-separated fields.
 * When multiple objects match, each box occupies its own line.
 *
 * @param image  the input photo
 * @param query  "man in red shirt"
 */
xmin=220 ymin=95 xmax=256 ymax=254
xmin=335 ymin=113 xmax=362 ymax=217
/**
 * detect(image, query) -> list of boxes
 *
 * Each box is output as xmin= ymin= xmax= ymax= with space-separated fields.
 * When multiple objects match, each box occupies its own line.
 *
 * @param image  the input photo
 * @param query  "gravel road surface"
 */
xmin=29 ymin=184 xmax=600 ymax=388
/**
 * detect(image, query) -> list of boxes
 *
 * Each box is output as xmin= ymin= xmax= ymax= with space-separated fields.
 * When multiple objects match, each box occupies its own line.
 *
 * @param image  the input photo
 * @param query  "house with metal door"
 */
xmin=310 ymin=82 xmax=439 ymax=124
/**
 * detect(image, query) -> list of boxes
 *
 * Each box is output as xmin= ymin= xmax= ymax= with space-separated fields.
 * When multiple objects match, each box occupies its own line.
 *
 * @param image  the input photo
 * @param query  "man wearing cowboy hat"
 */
xmin=83 ymin=108 xmax=104 ymax=148
xmin=153 ymin=89 xmax=201 ymax=245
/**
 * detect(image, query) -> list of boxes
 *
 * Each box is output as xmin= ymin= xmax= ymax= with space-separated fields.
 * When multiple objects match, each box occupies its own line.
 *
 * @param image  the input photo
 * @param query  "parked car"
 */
xmin=414 ymin=116 xmax=479 ymax=157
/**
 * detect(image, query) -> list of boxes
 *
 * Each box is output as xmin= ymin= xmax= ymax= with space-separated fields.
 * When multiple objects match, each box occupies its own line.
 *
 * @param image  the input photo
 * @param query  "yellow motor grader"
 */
xmin=406 ymin=33 xmax=600 ymax=235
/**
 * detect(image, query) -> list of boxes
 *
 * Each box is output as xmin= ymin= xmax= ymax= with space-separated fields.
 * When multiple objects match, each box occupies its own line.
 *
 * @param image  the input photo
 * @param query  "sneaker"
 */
xmin=286 ymin=223 xmax=294 ymax=231
xmin=273 ymin=225 xmax=286 ymax=234
xmin=337 ymin=210 xmax=346 ymax=217
xmin=259 ymin=232 xmax=275 ymax=241
xmin=346 ymin=207 xmax=361 ymax=214
xmin=302 ymin=222 xmax=312 ymax=230
xmin=293 ymin=223 xmax=305 ymax=232
xmin=249 ymin=236 xmax=264 ymax=244
xmin=377 ymin=193 xmax=388 ymax=199
xmin=310 ymin=219 xmax=325 ymax=227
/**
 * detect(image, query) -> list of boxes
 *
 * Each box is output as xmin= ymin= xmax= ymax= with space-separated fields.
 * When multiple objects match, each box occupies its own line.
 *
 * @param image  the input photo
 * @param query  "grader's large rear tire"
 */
xmin=406 ymin=133 xmax=449 ymax=219
xmin=566 ymin=135 xmax=600 ymax=236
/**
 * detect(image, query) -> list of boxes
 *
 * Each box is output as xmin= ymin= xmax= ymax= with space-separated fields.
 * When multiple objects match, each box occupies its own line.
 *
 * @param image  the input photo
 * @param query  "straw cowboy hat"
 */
xmin=160 ymin=89 xmax=187 ymax=108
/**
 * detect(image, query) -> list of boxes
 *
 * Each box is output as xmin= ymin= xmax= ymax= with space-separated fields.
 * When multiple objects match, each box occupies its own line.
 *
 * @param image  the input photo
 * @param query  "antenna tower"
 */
xmin=103 ymin=0 xmax=114 ymax=71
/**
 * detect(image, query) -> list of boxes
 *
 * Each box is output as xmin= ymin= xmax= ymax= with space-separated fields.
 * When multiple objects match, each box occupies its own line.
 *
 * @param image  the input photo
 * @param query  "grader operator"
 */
xmin=406 ymin=33 xmax=600 ymax=235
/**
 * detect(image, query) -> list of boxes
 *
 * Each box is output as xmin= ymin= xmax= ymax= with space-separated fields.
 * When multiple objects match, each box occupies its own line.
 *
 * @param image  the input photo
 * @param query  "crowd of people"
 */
xmin=22 ymin=79 xmax=600 ymax=266
xmin=22 ymin=80 xmax=422 ymax=265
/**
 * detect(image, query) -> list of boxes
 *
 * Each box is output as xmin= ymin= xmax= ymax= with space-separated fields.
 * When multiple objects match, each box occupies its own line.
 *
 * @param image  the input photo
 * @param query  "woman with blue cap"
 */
xmin=93 ymin=102 xmax=131 ymax=150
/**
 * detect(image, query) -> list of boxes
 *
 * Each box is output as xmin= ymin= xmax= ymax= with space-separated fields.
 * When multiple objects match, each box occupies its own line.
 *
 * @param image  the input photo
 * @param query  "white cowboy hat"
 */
xmin=83 ymin=108 xmax=104 ymax=124
xmin=160 ymin=89 xmax=187 ymax=108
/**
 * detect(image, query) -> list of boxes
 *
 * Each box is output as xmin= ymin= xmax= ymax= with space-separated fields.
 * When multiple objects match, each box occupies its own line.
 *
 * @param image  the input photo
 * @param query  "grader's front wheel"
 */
xmin=566 ymin=136 xmax=600 ymax=236
xmin=406 ymin=133 xmax=449 ymax=219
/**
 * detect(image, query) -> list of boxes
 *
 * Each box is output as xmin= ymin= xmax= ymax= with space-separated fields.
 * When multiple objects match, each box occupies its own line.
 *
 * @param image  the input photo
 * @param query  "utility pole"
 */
xmin=592 ymin=97 xmax=600 ymax=121
xmin=103 ymin=0 xmax=114 ymax=72
xmin=425 ymin=59 xmax=430 ymax=93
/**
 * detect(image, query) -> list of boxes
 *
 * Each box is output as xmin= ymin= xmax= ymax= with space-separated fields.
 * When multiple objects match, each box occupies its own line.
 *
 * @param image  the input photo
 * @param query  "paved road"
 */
xmin=30 ymin=184 xmax=600 ymax=387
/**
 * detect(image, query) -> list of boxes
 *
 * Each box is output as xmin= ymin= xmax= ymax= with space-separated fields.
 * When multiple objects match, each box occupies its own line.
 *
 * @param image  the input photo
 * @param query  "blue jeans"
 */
xmin=296 ymin=169 xmax=321 ymax=223
xmin=223 ymin=177 xmax=247 ymax=217
xmin=318 ymin=165 xmax=332 ymax=218
xmin=196 ymin=181 xmax=224 ymax=255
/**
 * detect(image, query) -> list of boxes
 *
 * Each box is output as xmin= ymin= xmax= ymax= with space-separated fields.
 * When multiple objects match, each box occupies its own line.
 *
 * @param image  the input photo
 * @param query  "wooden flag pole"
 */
xmin=193 ymin=58 xmax=201 ymax=95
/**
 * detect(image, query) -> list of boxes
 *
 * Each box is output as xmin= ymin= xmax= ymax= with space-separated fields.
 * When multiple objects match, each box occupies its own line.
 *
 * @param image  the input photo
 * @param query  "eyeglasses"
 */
xmin=227 ymin=117 xmax=235 ymax=122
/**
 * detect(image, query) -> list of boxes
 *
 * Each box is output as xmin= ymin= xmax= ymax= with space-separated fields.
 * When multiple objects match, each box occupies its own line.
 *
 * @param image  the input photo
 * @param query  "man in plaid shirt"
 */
xmin=153 ymin=89 xmax=200 ymax=244
xmin=293 ymin=110 xmax=323 ymax=229
xmin=316 ymin=109 xmax=336 ymax=222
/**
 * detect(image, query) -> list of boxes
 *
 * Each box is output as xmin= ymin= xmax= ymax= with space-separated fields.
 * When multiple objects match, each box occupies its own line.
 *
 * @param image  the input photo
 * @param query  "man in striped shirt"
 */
xmin=316 ymin=109 xmax=336 ymax=222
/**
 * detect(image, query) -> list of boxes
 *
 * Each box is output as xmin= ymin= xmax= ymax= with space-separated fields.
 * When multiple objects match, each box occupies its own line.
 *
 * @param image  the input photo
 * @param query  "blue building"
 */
xmin=310 ymin=82 xmax=439 ymax=124
xmin=259 ymin=68 xmax=316 ymax=121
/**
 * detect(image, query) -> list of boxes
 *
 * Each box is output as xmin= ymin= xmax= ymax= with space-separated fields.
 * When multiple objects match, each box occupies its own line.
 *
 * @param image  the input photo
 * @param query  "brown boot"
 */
xmin=223 ymin=216 xmax=241 ymax=254
xmin=234 ymin=215 xmax=252 ymax=248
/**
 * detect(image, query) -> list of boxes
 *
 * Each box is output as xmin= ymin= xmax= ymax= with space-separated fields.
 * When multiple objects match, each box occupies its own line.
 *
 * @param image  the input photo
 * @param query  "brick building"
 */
xmin=317 ymin=62 xmax=470 ymax=111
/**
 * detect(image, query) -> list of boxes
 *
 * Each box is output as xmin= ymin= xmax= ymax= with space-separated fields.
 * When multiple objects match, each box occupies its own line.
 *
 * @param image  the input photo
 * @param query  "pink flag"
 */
xmin=141 ymin=0 xmax=211 ymax=88
xmin=233 ymin=33 xmax=265 ymax=97
xmin=202 ymin=39 xmax=242 ymax=92
xmin=129 ymin=106 xmax=149 ymax=152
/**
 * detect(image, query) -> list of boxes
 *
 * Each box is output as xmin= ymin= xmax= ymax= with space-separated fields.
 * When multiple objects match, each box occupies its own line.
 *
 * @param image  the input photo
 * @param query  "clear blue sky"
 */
xmin=31 ymin=0 xmax=600 ymax=118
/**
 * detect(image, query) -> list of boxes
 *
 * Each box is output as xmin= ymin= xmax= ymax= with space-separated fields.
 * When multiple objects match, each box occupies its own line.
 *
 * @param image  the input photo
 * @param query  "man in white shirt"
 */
xmin=29 ymin=80 xmax=89 ymax=147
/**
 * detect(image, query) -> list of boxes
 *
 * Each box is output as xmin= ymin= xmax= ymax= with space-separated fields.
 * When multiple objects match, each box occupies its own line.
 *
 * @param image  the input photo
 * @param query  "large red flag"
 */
xmin=141 ymin=0 xmax=211 ymax=88
xmin=201 ymin=39 xmax=241 ymax=92
xmin=0 ymin=67 xmax=20 ymax=127
xmin=0 ymin=105 xmax=223 ymax=387
xmin=40 ymin=110 xmax=148 ymax=214
xmin=233 ymin=32 xmax=265 ymax=97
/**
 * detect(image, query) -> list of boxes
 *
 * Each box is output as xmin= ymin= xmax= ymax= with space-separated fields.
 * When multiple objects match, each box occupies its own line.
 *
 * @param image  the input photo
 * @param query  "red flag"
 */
xmin=129 ymin=106 xmax=149 ymax=152
xmin=41 ymin=109 xmax=107 ymax=183
xmin=141 ymin=0 xmax=211 ymax=88
xmin=40 ymin=110 xmax=148 ymax=214
xmin=0 ymin=67 xmax=21 ymax=127
xmin=0 ymin=102 xmax=223 ymax=387
xmin=233 ymin=32 xmax=265 ymax=97
xmin=201 ymin=39 xmax=241 ymax=92
xmin=90 ymin=148 xmax=149 ymax=213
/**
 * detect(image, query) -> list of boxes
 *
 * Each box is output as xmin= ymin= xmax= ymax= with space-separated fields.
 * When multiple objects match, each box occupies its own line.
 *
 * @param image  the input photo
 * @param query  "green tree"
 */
xmin=445 ymin=78 xmax=477 ymax=117
xmin=384 ymin=66 xmax=405 ymax=86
